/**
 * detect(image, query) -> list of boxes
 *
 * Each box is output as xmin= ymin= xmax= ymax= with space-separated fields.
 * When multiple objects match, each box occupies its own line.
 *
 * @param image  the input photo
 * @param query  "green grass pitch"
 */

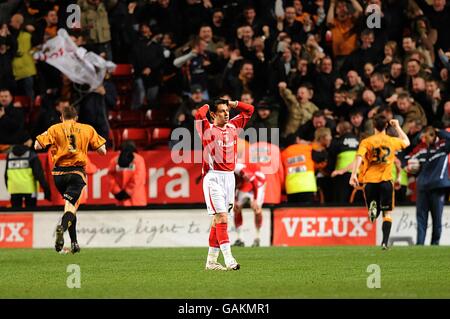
xmin=1 ymin=246 xmax=450 ymax=298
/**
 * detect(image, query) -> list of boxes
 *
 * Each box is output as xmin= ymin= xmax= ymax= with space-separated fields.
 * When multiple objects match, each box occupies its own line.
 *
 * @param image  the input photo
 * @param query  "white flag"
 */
xmin=35 ymin=29 xmax=116 ymax=91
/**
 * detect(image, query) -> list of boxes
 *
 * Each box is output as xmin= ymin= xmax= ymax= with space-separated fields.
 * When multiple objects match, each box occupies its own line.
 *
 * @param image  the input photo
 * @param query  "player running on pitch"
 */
xmin=195 ymin=99 xmax=254 ymax=271
xmin=233 ymin=162 xmax=266 ymax=247
xmin=350 ymin=115 xmax=410 ymax=250
xmin=35 ymin=105 xmax=106 ymax=254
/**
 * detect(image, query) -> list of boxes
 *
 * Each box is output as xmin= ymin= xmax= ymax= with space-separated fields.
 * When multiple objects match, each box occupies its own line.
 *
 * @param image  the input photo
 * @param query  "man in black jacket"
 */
xmin=0 ymin=88 xmax=30 ymax=147
xmin=131 ymin=23 xmax=165 ymax=108
xmin=313 ymin=56 xmax=338 ymax=109
xmin=297 ymin=110 xmax=336 ymax=142
xmin=342 ymin=29 xmax=381 ymax=77
xmin=77 ymin=85 xmax=110 ymax=147
xmin=404 ymin=127 xmax=450 ymax=245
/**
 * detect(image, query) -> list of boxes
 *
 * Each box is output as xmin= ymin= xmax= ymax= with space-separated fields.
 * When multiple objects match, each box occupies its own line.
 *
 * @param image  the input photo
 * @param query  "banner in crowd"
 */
xmin=273 ymin=207 xmax=377 ymax=246
xmin=0 ymin=150 xmax=282 ymax=206
xmin=35 ymin=29 xmax=116 ymax=91
xmin=0 ymin=209 xmax=271 ymax=248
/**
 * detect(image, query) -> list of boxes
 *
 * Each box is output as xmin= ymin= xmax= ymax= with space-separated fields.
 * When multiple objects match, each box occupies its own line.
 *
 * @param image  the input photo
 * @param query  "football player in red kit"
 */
xmin=233 ymin=162 xmax=266 ymax=247
xmin=195 ymin=99 xmax=254 ymax=271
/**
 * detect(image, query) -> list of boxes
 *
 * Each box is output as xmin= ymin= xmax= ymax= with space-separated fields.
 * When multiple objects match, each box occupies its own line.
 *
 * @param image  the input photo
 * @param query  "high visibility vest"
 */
xmin=281 ymin=144 xmax=317 ymax=194
xmin=6 ymin=151 xmax=37 ymax=194
xmin=336 ymin=150 xmax=357 ymax=172
xmin=392 ymin=165 xmax=408 ymax=186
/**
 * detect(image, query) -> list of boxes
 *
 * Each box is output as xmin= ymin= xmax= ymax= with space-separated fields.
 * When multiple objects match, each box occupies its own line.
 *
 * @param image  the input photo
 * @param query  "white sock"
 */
xmin=236 ymin=227 xmax=241 ymax=240
xmin=255 ymin=228 xmax=260 ymax=240
xmin=220 ymin=243 xmax=235 ymax=265
xmin=206 ymin=247 xmax=220 ymax=264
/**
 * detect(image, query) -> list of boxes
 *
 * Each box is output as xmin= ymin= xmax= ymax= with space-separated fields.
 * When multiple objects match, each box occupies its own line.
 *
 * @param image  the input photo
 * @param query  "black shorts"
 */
xmin=363 ymin=181 xmax=394 ymax=215
xmin=53 ymin=167 xmax=86 ymax=206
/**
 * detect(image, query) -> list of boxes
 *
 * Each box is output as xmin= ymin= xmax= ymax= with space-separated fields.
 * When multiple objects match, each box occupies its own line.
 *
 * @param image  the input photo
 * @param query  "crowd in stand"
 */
xmin=1 ymin=0 xmax=450 ymax=203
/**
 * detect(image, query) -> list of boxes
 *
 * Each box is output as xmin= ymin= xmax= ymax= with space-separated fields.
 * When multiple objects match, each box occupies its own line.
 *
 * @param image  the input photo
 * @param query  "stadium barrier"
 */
xmin=1 ymin=206 xmax=449 ymax=248
xmin=0 ymin=209 xmax=271 ymax=248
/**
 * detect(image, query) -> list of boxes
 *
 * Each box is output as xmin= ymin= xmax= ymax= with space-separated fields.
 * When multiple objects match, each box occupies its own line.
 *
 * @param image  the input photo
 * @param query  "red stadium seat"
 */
xmin=121 ymin=128 xmax=152 ymax=149
xmin=109 ymin=110 xmax=144 ymax=128
xmin=115 ymin=94 xmax=133 ymax=110
xmin=13 ymin=96 xmax=32 ymax=108
xmin=112 ymin=64 xmax=134 ymax=99
xmin=34 ymin=95 xmax=42 ymax=108
xmin=146 ymin=107 xmax=172 ymax=124
xmin=108 ymin=130 xmax=116 ymax=150
xmin=158 ymin=93 xmax=182 ymax=107
xmin=13 ymin=96 xmax=34 ymax=126
xmin=152 ymin=127 xmax=171 ymax=142
xmin=112 ymin=64 xmax=133 ymax=77
xmin=111 ymin=129 xmax=122 ymax=149
xmin=149 ymin=127 xmax=172 ymax=149
xmin=108 ymin=110 xmax=118 ymax=122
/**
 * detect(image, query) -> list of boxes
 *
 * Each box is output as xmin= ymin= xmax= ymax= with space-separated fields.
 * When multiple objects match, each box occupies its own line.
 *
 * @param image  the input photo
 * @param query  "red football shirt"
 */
xmin=195 ymin=102 xmax=254 ymax=174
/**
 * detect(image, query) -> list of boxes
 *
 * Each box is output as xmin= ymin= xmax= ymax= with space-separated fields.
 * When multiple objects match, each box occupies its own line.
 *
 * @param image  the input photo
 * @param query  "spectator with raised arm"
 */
xmin=279 ymin=81 xmax=319 ymax=138
xmin=326 ymin=0 xmax=363 ymax=71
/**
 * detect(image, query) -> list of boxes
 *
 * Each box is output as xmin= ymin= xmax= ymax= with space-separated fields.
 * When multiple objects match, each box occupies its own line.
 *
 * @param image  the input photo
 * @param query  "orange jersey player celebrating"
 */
xmin=195 ymin=98 xmax=254 ymax=271
xmin=35 ymin=105 xmax=107 ymax=254
xmin=350 ymin=115 xmax=410 ymax=250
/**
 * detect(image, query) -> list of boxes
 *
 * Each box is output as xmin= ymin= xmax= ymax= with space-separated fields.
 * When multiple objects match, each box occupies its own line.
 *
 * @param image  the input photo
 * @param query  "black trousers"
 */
xmin=287 ymin=192 xmax=315 ymax=204
xmin=333 ymin=173 xmax=353 ymax=203
xmin=10 ymin=194 xmax=37 ymax=208
xmin=317 ymin=176 xmax=333 ymax=203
